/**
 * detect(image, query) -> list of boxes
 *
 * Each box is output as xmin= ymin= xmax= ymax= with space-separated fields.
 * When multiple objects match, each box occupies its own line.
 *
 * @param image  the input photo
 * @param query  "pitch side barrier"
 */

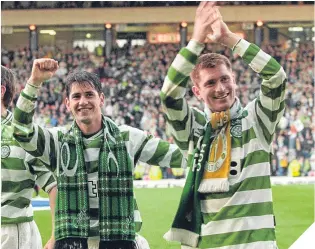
xmin=133 ymin=177 xmax=315 ymax=188
xmin=33 ymin=177 xmax=314 ymax=211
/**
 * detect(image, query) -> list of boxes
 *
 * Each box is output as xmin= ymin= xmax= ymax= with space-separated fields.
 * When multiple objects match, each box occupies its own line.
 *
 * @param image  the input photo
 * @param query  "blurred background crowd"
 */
xmin=2 ymin=1 xmax=314 ymax=179
xmin=2 ymin=40 xmax=314 ymax=178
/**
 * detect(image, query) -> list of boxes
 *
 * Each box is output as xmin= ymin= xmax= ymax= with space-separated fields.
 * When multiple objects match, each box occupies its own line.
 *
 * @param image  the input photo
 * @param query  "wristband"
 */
xmin=26 ymin=82 xmax=40 ymax=89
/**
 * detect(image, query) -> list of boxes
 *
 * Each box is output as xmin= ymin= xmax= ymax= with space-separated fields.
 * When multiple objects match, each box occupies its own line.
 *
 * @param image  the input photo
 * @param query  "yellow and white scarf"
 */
xmin=199 ymin=99 xmax=242 ymax=193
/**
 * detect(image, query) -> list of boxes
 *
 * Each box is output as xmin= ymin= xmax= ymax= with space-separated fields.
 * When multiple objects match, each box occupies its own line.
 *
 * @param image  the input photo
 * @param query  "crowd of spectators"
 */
xmin=2 ymin=1 xmax=312 ymax=10
xmin=1 ymin=38 xmax=314 ymax=177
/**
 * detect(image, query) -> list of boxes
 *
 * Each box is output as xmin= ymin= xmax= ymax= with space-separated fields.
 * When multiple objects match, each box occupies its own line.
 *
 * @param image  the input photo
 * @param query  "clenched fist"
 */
xmin=27 ymin=58 xmax=59 ymax=87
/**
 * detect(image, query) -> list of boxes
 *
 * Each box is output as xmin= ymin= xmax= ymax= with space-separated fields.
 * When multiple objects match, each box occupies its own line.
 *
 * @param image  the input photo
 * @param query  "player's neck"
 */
xmin=76 ymin=119 xmax=102 ymax=136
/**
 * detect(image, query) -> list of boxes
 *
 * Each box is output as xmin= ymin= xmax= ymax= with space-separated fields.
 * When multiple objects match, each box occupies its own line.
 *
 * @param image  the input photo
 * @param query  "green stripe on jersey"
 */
xmin=241 ymin=150 xmax=271 ymax=168
xmin=21 ymin=91 xmax=37 ymax=101
xmin=86 ymin=161 xmax=99 ymax=174
xmin=179 ymin=48 xmax=199 ymax=65
xmin=27 ymin=126 xmax=46 ymax=158
xmin=257 ymin=100 xmax=285 ymax=123
xmin=167 ymin=67 xmax=189 ymax=87
xmin=120 ymin=131 xmax=129 ymax=141
xmin=192 ymin=109 xmax=207 ymax=126
xmin=1 ymin=158 xmax=27 ymax=170
xmin=261 ymin=83 xmax=285 ymax=99
xmin=198 ymin=228 xmax=276 ymax=248
xmin=2 ymin=197 xmax=31 ymax=209
xmin=169 ymin=149 xmax=183 ymax=168
xmin=2 ymin=180 xmax=34 ymax=193
xmin=203 ymin=202 xmax=274 ymax=223
xmin=201 ymin=176 xmax=271 ymax=200
xmin=256 ymin=115 xmax=273 ymax=144
xmin=14 ymin=108 xmax=35 ymax=126
xmin=163 ymin=95 xmax=185 ymax=110
xmin=146 ymin=141 xmax=170 ymax=166
xmin=260 ymin=57 xmax=281 ymax=80
xmin=173 ymin=136 xmax=189 ymax=151
xmin=242 ymin=44 xmax=260 ymax=65
xmin=165 ymin=112 xmax=189 ymax=131
xmin=1 ymin=216 xmax=33 ymax=225
xmin=242 ymin=127 xmax=257 ymax=145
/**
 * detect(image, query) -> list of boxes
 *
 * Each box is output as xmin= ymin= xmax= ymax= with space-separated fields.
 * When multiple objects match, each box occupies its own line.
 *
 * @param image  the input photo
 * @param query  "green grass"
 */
xmin=35 ymin=185 xmax=314 ymax=249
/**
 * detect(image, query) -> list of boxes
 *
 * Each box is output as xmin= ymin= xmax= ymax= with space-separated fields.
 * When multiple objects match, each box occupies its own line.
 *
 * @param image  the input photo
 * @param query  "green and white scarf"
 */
xmin=164 ymin=99 xmax=243 ymax=247
xmin=55 ymin=117 xmax=135 ymax=243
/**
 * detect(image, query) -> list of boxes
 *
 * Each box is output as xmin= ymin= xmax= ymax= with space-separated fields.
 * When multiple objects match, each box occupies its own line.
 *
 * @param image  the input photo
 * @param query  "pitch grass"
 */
xmin=35 ymin=185 xmax=314 ymax=249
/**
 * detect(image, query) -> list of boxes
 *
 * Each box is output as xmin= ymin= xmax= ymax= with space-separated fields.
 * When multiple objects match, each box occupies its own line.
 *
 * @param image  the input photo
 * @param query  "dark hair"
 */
xmin=65 ymin=70 xmax=102 ymax=97
xmin=191 ymin=53 xmax=232 ymax=86
xmin=1 ymin=65 xmax=16 ymax=108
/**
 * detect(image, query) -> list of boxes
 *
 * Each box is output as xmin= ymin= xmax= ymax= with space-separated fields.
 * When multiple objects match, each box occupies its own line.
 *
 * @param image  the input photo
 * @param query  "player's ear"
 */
xmin=192 ymin=85 xmax=201 ymax=100
xmin=99 ymin=93 xmax=105 ymax=107
xmin=65 ymin=98 xmax=70 ymax=111
xmin=1 ymin=85 xmax=6 ymax=100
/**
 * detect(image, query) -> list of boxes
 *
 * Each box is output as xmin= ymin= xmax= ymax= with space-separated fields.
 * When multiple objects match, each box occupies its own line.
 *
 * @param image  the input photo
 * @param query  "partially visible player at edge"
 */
xmin=1 ymin=65 xmax=57 ymax=249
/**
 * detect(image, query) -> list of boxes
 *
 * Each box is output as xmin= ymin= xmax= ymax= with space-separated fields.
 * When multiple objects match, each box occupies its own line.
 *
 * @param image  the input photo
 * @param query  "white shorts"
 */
xmin=1 ymin=220 xmax=42 ymax=249
xmin=88 ymin=234 xmax=150 ymax=249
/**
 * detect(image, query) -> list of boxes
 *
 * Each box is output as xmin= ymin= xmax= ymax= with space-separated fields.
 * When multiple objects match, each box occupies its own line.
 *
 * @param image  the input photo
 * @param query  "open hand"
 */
xmin=192 ymin=1 xmax=222 ymax=43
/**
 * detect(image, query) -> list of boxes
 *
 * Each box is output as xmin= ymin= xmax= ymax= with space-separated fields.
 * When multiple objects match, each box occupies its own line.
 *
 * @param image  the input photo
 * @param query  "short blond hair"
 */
xmin=191 ymin=53 xmax=232 ymax=86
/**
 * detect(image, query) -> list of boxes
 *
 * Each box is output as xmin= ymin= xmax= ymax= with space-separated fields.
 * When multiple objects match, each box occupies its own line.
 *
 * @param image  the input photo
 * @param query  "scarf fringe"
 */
xmin=198 ymin=178 xmax=230 ymax=193
xmin=164 ymin=228 xmax=199 ymax=248
xmin=55 ymin=238 xmax=88 ymax=249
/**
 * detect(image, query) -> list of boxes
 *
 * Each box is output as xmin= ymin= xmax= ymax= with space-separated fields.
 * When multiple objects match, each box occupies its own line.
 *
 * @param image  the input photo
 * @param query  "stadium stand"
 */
xmin=1 ymin=1 xmax=314 ymax=178
xmin=1 ymin=40 xmax=314 ymax=177
xmin=1 ymin=1 xmax=313 ymax=9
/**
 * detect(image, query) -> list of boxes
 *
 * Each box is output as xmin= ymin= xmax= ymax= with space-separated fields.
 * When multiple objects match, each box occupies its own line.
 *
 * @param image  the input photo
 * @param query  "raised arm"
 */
xmin=160 ymin=2 xmax=224 ymax=156
xmin=120 ymin=125 xmax=186 ymax=169
xmin=13 ymin=59 xmax=60 ymax=172
xmin=233 ymin=41 xmax=286 ymax=144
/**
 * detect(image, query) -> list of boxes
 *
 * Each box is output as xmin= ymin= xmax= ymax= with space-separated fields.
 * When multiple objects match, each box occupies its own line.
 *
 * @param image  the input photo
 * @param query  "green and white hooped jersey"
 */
xmin=161 ymin=39 xmax=286 ymax=248
xmin=1 ymin=111 xmax=56 ymax=225
xmin=13 ymin=89 xmax=186 ymax=237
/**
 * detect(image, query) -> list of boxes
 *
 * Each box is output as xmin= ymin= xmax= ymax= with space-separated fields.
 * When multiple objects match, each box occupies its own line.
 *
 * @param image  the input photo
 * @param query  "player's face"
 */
xmin=65 ymin=82 xmax=104 ymax=127
xmin=192 ymin=64 xmax=236 ymax=112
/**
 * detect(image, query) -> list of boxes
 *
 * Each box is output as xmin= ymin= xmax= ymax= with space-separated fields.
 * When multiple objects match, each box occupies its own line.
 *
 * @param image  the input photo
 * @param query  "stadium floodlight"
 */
xmin=288 ymin=27 xmax=304 ymax=32
xmin=29 ymin=25 xmax=36 ymax=31
xmin=105 ymin=23 xmax=112 ymax=29
xmin=256 ymin=20 xmax=263 ymax=27
xmin=40 ymin=30 xmax=56 ymax=35
xmin=180 ymin=22 xmax=188 ymax=28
